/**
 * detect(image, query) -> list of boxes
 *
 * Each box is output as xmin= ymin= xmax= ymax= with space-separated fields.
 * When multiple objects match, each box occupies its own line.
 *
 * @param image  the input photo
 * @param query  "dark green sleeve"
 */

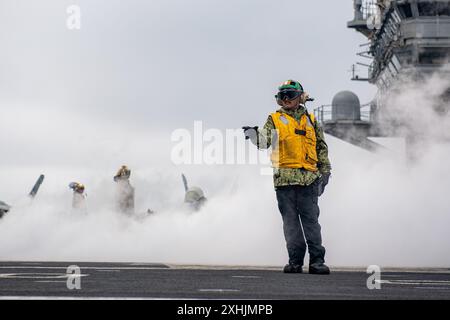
xmin=248 ymin=115 xmax=275 ymax=149
xmin=314 ymin=119 xmax=332 ymax=174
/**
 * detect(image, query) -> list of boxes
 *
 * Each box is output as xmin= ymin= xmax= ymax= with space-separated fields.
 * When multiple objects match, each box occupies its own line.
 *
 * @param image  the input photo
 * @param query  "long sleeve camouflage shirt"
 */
xmin=253 ymin=105 xmax=332 ymax=188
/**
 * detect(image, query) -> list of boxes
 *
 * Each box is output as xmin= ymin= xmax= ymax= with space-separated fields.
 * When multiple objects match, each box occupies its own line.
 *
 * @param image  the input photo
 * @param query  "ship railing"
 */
xmin=313 ymin=104 xmax=332 ymax=124
xmin=360 ymin=102 xmax=372 ymax=122
xmin=314 ymin=102 xmax=372 ymax=124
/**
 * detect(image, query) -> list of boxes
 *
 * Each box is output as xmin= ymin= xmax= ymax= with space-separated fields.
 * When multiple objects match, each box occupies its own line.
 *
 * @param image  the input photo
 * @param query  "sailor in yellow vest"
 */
xmin=243 ymin=80 xmax=332 ymax=274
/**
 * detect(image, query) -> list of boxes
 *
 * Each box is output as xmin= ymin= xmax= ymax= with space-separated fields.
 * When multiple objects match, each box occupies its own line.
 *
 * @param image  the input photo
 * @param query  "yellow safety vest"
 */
xmin=270 ymin=111 xmax=319 ymax=171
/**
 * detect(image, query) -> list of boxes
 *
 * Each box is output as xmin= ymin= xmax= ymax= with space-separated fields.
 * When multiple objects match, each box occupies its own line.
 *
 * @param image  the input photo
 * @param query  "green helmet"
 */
xmin=278 ymin=80 xmax=304 ymax=92
xmin=184 ymin=187 xmax=205 ymax=203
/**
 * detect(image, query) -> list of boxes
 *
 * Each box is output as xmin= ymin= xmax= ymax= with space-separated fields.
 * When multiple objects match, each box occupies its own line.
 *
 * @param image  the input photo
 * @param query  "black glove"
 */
xmin=317 ymin=173 xmax=330 ymax=197
xmin=242 ymin=126 xmax=259 ymax=140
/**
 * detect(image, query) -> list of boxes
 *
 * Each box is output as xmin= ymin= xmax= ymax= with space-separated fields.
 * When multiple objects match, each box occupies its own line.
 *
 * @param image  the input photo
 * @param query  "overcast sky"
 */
xmin=0 ymin=0 xmax=376 ymax=132
xmin=0 ymin=0 xmax=379 ymax=171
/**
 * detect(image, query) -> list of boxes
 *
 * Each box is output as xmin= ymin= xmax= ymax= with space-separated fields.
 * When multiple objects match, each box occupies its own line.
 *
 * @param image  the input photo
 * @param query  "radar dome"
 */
xmin=331 ymin=91 xmax=361 ymax=121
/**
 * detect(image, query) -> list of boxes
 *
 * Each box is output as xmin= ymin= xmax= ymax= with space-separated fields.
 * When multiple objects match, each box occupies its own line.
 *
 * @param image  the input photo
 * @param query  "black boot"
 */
xmin=309 ymin=263 xmax=330 ymax=275
xmin=283 ymin=264 xmax=303 ymax=274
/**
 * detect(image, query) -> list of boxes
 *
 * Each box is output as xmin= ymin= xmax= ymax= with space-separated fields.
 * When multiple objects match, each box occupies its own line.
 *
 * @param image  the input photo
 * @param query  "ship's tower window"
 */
xmin=418 ymin=2 xmax=450 ymax=16
xmin=418 ymin=48 xmax=450 ymax=65
xmin=398 ymin=3 xmax=413 ymax=18
xmin=436 ymin=2 xmax=450 ymax=16
xmin=418 ymin=2 xmax=436 ymax=16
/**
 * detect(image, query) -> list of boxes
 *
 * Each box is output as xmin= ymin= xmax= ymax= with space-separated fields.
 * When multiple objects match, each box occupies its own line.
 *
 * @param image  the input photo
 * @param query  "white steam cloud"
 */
xmin=1 ymin=68 xmax=449 ymax=268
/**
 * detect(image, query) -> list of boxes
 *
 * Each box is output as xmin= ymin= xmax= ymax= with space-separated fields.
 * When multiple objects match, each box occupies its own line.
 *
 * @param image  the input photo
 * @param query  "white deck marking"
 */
xmin=378 ymin=279 xmax=450 ymax=286
xmin=199 ymin=289 xmax=240 ymax=293
xmin=0 ymin=273 xmax=88 ymax=279
xmin=414 ymin=287 xmax=450 ymax=290
xmin=0 ymin=266 xmax=168 ymax=270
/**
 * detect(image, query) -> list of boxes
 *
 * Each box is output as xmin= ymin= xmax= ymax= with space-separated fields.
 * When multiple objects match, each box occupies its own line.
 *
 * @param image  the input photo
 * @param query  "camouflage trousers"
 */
xmin=275 ymin=182 xmax=326 ymax=266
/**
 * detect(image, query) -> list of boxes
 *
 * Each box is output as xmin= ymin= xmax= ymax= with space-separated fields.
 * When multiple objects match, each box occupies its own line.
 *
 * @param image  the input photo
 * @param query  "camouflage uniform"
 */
xmin=250 ymin=105 xmax=332 ymax=268
xmin=256 ymin=105 xmax=332 ymax=188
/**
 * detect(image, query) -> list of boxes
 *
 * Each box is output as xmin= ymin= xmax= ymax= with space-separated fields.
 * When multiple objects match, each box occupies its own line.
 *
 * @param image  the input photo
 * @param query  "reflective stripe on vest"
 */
xmin=270 ymin=111 xmax=319 ymax=171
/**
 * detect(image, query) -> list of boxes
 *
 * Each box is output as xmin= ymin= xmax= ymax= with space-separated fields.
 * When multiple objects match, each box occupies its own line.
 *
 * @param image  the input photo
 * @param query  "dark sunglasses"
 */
xmin=275 ymin=89 xmax=302 ymax=101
